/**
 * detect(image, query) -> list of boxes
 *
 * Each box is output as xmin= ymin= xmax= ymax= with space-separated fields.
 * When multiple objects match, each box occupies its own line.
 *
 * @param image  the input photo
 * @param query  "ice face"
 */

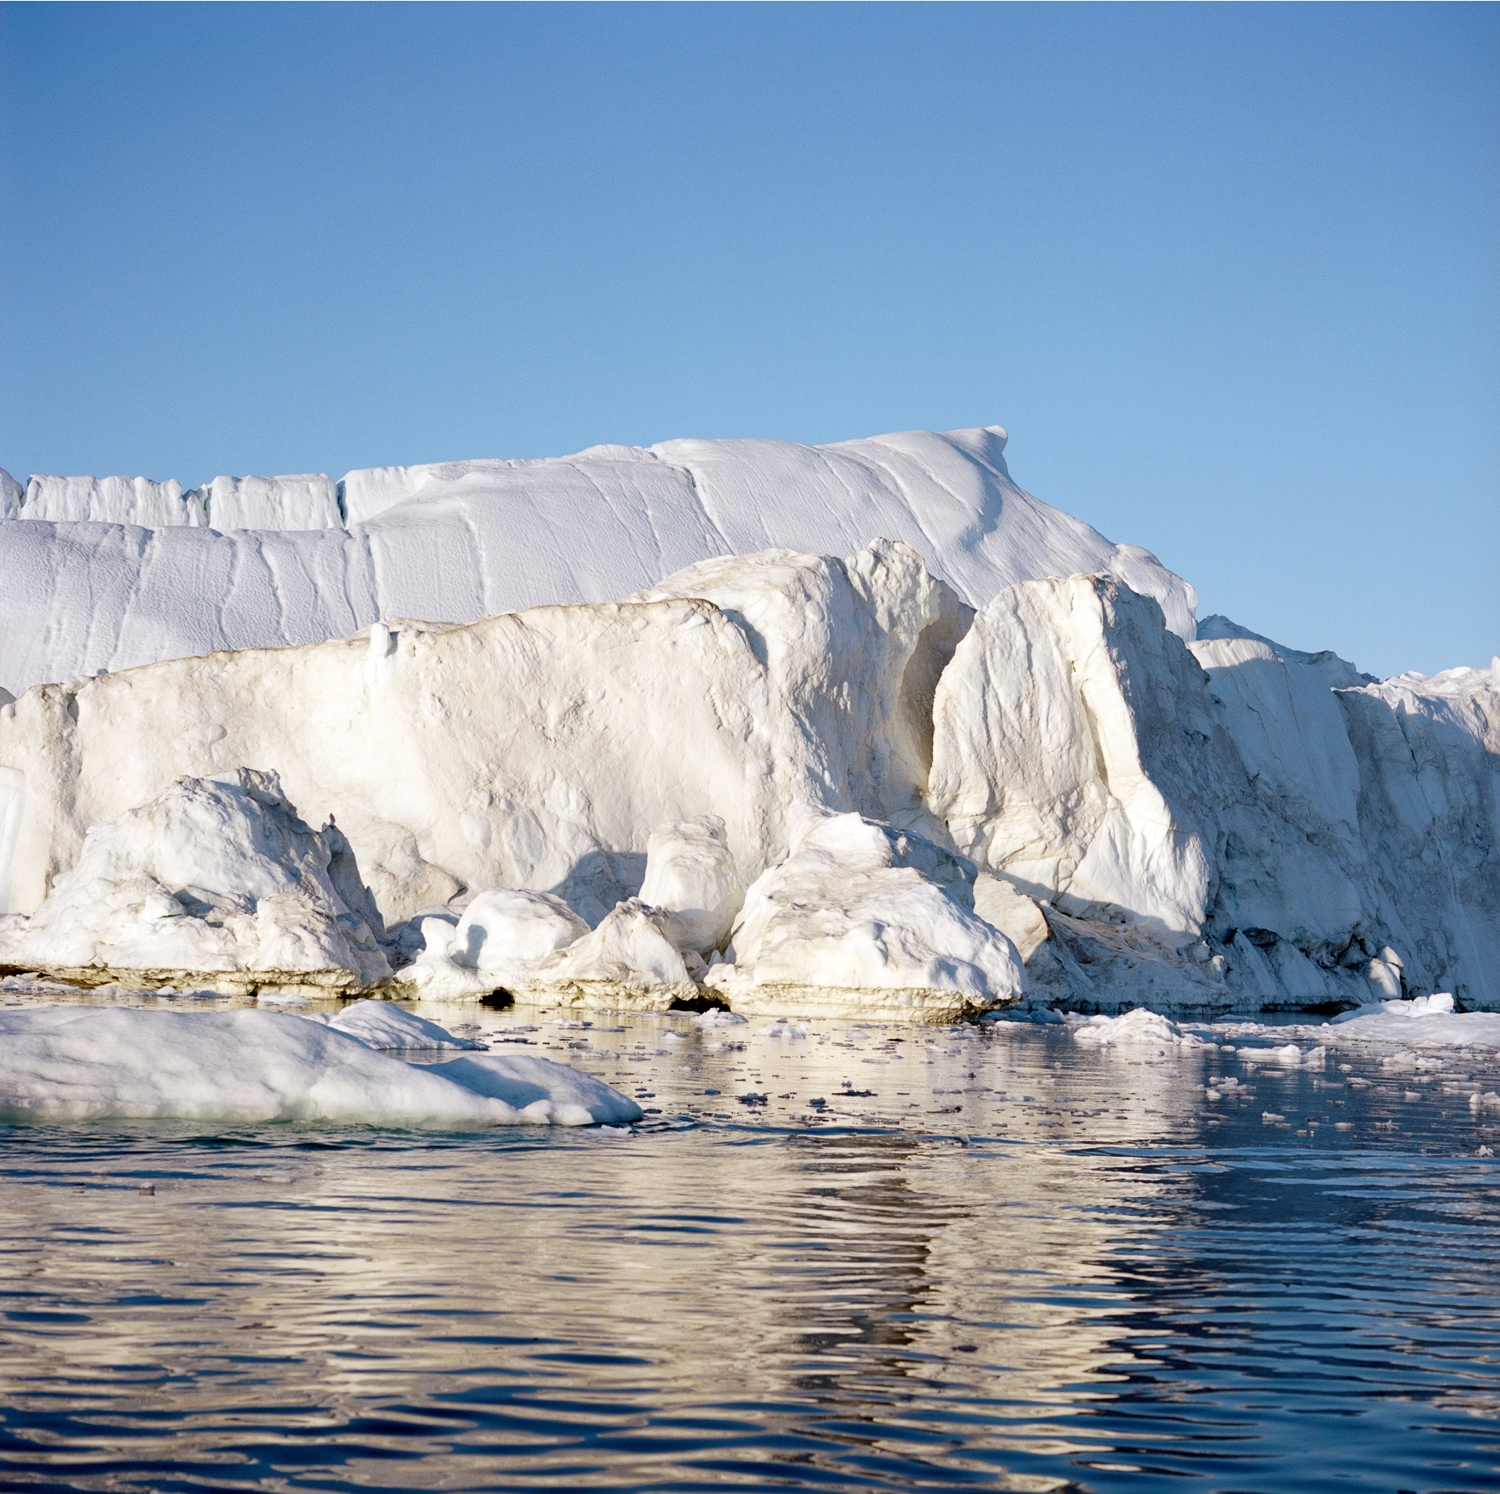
xmin=0 ymin=426 xmax=1196 ymax=698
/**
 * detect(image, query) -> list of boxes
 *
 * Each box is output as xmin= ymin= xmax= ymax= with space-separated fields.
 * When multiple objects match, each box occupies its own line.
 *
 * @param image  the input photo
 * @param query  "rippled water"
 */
xmin=4 ymin=1001 xmax=1500 ymax=1491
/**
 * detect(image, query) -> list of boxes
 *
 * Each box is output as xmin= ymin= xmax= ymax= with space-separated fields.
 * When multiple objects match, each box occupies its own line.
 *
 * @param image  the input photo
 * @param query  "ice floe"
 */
xmin=0 ymin=1005 xmax=641 ymax=1125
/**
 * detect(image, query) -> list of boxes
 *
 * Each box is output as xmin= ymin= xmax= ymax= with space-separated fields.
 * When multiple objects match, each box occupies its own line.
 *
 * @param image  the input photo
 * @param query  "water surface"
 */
xmin=3 ymin=1002 xmax=1498 ymax=1492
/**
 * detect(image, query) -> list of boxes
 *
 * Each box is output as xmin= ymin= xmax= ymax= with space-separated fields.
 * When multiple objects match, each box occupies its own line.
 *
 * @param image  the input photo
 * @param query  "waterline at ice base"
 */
xmin=1 ymin=425 xmax=1495 ymax=1042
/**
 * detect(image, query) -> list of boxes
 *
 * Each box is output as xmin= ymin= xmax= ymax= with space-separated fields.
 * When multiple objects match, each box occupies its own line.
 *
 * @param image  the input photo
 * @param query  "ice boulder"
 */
xmin=0 ymin=769 xmax=391 ymax=997
xmin=401 ymin=888 xmax=589 ymax=1001
xmin=972 ymin=873 xmax=1050 ymax=963
xmin=523 ymin=899 xmax=700 ymax=1011
xmin=637 ymin=815 xmax=743 ymax=954
xmin=707 ymin=814 xmax=1025 ymax=1021
xmin=0 ymin=1005 xmax=640 ymax=1125
xmin=0 ymin=468 xmax=21 ymax=520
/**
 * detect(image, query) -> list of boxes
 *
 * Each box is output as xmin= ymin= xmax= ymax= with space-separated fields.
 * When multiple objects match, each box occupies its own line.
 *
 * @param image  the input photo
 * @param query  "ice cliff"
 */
xmin=0 ymin=429 xmax=1494 ymax=1020
xmin=0 ymin=427 xmax=1194 ymax=698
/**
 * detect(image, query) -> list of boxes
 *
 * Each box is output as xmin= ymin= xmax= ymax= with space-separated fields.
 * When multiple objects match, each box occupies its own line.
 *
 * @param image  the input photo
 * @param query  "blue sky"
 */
xmin=1 ymin=2 xmax=1495 ymax=679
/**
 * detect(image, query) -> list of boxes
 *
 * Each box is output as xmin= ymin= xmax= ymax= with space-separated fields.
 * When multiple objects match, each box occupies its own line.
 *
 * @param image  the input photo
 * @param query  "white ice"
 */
xmin=706 ymin=813 xmax=1025 ymax=1021
xmin=0 ymin=769 xmax=390 ymax=996
xmin=0 ymin=426 xmax=1197 ymax=698
xmin=0 ymin=1005 xmax=641 ymax=1125
xmin=0 ymin=427 xmax=1494 ymax=1024
xmin=301 ymin=999 xmax=483 ymax=1050
xmin=402 ymin=889 xmax=589 ymax=1001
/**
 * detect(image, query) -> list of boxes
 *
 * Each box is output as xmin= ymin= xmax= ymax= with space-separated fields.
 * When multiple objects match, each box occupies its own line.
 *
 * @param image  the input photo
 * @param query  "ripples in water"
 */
xmin=3 ymin=1003 xmax=1499 ymax=1491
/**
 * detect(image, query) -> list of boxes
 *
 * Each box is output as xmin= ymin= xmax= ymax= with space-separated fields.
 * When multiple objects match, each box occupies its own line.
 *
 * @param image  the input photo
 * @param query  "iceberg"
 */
xmin=0 ymin=1004 xmax=641 ymax=1126
xmin=0 ymin=426 xmax=1492 ymax=1022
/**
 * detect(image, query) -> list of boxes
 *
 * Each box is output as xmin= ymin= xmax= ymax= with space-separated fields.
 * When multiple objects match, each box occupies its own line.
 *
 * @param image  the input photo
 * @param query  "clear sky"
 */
xmin=1 ymin=3 xmax=1495 ymax=680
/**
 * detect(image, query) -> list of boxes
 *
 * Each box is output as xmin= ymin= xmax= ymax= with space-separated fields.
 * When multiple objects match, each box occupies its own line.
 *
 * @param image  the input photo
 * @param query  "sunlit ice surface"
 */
xmin=3 ymin=988 xmax=1500 ymax=1492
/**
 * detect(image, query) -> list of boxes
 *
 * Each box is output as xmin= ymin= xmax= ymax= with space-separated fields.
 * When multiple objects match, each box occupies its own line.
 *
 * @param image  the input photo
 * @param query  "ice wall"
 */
xmin=190 ymin=473 xmax=342 ymax=531
xmin=0 ymin=427 xmax=1196 ymax=696
xmin=929 ymin=580 xmax=1500 ymax=1009
xmin=0 ymin=540 xmax=958 ymax=930
xmin=1 ymin=540 xmax=1492 ymax=1012
xmin=22 ymin=475 xmax=206 ymax=527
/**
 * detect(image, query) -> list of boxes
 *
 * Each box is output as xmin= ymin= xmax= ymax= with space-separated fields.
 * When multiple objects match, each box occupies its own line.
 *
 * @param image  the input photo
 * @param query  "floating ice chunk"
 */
xmin=755 ymin=1019 xmax=809 ymax=1041
xmin=691 ymin=1008 xmax=747 ymax=1027
xmin=638 ymin=816 xmax=743 ymax=954
xmin=402 ymin=889 xmax=588 ymax=1001
xmin=1238 ymin=1042 xmax=1326 ymax=1067
xmin=709 ymin=814 xmax=1023 ymax=1022
xmin=0 ymin=769 xmax=390 ymax=997
xmin=1322 ymin=995 xmax=1500 ymax=1049
xmin=0 ymin=1006 xmax=640 ymax=1125
xmin=302 ymin=1000 xmax=483 ymax=1050
xmin=1071 ymin=1007 xmax=1215 ymax=1050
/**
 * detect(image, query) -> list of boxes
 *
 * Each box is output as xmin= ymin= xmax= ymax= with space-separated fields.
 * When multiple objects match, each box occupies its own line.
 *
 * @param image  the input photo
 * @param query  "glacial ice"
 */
xmin=705 ymin=814 xmax=1026 ymax=1021
xmin=637 ymin=816 xmax=744 ymax=955
xmin=0 ymin=1004 xmax=641 ymax=1125
xmin=0 ymin=539 xmax=953 ymax=934
xmin=0 ymin=427 xmax=1196 ymax=698
xmin=190 ymin=473 xmax=342 ymax=531
xmin=402 ymin=888 xmax=590 ymax=1001
xmin=22 ymin=475 xmax=206 ymax=527
xmin=0 ymin=769 xmax=390 ymax=997
xmin=0 ymin=427 xmax=1494 ymax=1023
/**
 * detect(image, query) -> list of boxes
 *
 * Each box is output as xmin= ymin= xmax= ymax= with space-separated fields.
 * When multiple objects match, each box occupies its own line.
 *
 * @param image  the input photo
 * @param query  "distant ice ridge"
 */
xmin=0 ymin=1004 xmax=641 ymax=1125
xmin=0 ymin=427 xmax=1196 ymax=696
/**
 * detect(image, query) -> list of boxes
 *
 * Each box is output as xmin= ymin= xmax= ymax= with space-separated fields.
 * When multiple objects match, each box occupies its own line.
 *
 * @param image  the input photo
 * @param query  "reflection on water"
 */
xmin=2 ymin=1002 xmax=1500 ymax=1491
